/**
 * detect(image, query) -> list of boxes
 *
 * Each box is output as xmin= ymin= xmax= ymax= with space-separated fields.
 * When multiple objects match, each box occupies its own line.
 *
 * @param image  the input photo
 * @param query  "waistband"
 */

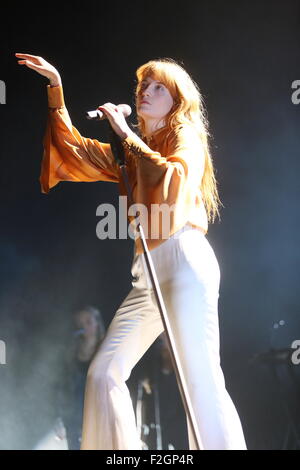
xmin=131 ymin=222 xmax=210 ymax=289
xmin=133 ymin=222 xmax=206 ymax=258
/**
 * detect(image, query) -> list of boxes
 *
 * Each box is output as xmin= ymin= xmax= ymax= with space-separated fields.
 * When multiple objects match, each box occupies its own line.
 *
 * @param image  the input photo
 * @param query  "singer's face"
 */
xmin=136 ymin=76 xmax=174 ymax=121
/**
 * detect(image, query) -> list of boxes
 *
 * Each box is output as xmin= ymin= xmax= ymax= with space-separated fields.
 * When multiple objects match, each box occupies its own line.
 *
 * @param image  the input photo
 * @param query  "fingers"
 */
xmin=97 ymin=103 xmax=118 ymax=114
xmin=97 ymin=106 xmax=110 ymax=119
xmin=15 ymin=53 xmax=40 ymax=59
xmin=15 ymin=53 xmax=42 ymax=65
xmin=17 ymin=59 xmax=41 ymax=69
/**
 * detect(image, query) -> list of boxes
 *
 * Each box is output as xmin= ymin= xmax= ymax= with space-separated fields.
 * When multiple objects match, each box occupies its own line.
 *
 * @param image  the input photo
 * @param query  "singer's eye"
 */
xmin=140 ymin=83 xmax=163 ymax=91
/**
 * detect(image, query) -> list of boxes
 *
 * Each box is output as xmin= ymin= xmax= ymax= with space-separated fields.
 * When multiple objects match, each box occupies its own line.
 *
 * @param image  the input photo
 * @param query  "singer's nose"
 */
xmin=142 ymin=85 xmax=151 ymax=98
xmin=142 ymin=89 xmax=150 ymax=98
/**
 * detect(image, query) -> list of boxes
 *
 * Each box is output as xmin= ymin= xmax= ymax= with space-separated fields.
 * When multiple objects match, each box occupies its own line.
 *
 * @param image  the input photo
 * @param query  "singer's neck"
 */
xmin=144 ymin=118 xmax=166 ymax=140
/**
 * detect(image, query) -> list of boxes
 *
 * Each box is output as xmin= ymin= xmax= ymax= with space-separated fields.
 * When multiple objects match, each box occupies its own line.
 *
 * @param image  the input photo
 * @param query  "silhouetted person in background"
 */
xmin=55 ymin=306 xmax=106 ymax=449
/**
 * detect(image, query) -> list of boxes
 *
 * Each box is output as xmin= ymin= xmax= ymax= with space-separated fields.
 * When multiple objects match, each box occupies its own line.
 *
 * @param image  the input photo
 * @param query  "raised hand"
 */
xmin=15 ymin=53 xmax=61 ymax=86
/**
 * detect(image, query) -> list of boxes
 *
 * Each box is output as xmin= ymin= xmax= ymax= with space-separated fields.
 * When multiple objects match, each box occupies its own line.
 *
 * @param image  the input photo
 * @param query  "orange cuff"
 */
xmin=47 ymin=84 xmax=65 ymax=108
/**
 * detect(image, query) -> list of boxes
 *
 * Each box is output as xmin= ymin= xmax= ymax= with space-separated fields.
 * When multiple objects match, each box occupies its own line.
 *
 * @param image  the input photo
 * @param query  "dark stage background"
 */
xmin=0 ymin=0 xmax=300 ymax=450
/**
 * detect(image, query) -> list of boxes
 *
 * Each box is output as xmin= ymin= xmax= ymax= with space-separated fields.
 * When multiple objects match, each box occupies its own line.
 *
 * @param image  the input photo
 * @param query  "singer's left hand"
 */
xmin=97 ymin=103 xmax=132 ymax=140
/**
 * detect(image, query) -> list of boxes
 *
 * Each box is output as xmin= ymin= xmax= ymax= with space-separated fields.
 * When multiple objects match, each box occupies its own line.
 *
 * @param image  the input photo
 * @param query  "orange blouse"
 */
xmin=40 ymin=85 xmax=208 ymax=254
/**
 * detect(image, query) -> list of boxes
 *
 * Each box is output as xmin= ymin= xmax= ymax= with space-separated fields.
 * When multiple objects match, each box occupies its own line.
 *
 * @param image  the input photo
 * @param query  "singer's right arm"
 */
xmin=40 ymin=84 xmax=120 ymax=194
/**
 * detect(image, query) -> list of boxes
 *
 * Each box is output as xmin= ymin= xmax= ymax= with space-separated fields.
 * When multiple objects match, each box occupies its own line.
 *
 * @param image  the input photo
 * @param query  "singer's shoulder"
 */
xmin=166 ymin=123 xmax=202 ymax=147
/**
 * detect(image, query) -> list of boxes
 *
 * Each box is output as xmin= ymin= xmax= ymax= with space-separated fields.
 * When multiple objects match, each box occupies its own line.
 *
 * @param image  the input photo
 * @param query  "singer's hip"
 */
xmin=130 ymin=222 xmax=220 ymax=293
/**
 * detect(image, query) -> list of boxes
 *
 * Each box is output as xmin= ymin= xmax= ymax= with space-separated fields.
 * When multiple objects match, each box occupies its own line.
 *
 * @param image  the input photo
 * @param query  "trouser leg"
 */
xmin=144 ymin=226 xmax=247 ymax=450
xmin=80 ymin=270 xmax=164 ymax=450
xmin=157 ymin=274 xmax=246 ymax=450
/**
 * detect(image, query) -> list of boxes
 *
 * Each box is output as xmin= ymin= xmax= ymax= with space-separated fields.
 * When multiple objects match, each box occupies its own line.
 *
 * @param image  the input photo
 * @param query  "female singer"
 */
xmin=16 ymin=52 xmax=247 ymax=450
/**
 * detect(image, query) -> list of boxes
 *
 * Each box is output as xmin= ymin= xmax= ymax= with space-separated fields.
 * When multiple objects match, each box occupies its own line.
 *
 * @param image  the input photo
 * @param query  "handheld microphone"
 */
xmin=86 ymin=104 xmax=132 ymax=120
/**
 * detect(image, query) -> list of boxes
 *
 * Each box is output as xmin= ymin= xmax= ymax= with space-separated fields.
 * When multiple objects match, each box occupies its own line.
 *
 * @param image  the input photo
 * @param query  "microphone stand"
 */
xmin=104 ymin=119 xmax=203 ymax=451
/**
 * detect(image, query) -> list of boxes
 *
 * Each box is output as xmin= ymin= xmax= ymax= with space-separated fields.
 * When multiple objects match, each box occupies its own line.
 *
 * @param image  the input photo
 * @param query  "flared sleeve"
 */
xmin=40 ymin=85 xmax=120 ymax=194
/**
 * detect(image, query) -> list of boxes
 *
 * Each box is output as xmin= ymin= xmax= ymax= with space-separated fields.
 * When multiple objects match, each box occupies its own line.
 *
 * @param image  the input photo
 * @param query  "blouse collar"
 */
xmin=144 ymin=126 xmax=169 ymax=148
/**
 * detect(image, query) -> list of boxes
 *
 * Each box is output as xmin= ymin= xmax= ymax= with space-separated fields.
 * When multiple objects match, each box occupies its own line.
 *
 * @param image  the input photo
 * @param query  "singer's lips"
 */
xmin=140 ymin=100 xmax=150 ymax=104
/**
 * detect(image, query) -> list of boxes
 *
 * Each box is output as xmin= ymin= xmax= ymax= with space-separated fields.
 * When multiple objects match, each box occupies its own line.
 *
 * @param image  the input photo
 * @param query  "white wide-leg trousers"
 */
xmin=80 ymin=223 xmax=247 ymax=450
